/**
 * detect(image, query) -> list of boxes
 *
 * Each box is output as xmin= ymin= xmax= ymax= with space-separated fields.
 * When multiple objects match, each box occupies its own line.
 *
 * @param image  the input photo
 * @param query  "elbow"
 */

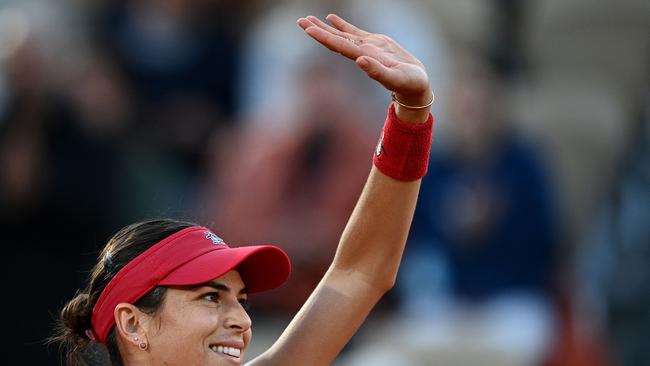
xmin=376 ymin=274 xmax=397 ymax=294
xmin=340 ymin=267 xmax=396 ymax=296
xmin=363 ymin=263 xmax=399 ymax=294
xmin=333 ymin=262 xmax=398 ymax=295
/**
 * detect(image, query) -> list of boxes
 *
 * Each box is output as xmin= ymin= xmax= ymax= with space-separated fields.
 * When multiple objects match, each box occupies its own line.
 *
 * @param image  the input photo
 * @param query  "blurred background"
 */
xmin=1 ymin=0 xmax=648 ymax=365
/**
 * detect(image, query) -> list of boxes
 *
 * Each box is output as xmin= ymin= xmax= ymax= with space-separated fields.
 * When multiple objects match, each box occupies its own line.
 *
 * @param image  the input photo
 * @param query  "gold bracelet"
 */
xmin=391 ymin=91 xmax=434 ymax=110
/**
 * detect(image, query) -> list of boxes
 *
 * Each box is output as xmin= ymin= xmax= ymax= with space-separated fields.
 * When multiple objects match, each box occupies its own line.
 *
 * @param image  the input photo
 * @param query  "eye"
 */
xmin=202 ymin=292 xmax=221 ymax=303
xmin=238 ymin=297 xmax=249 ymax=309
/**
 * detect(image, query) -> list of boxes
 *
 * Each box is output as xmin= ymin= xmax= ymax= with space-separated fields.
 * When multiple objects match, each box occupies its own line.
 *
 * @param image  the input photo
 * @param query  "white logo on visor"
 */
xmin=205 ymin=231 xmax=225 ymax=245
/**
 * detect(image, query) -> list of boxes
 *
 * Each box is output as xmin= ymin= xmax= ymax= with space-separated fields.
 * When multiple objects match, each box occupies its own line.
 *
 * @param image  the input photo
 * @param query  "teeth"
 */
xmin=210 ymin=345 xmax=241 ymax=358
xmin=224 ymin=346 xmax=241 ymax=357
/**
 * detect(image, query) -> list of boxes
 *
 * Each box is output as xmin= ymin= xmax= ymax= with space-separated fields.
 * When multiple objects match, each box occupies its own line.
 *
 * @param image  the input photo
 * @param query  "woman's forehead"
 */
xmin=196 ymin=270 xmax=247 ymax=293
xmin=165 ymin=270 xmax=247 ymax=298
xmin=210 ymin=270 xmax=245 ymax=290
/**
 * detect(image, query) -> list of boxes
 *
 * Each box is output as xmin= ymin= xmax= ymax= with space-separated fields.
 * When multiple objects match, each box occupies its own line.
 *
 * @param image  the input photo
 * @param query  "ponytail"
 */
xmin=49 ymin=292 xmax=109 ymax=365
xmin=49 ymin=219 xmax=194 ymax=365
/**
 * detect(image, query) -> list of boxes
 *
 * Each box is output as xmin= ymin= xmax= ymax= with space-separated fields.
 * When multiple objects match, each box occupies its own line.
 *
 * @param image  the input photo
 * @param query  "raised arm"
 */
xmin=247 ymin=14 xmax=433 ymax=366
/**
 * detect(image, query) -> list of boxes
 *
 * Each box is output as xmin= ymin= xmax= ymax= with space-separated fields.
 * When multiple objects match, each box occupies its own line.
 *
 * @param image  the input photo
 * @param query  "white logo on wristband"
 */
xmin=376 ymin=132 xmax=384 ymax=157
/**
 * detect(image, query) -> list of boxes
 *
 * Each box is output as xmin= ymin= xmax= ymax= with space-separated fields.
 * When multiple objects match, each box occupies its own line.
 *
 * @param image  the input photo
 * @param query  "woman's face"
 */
xmin=146 ymin=270 xmax=252 ymax=365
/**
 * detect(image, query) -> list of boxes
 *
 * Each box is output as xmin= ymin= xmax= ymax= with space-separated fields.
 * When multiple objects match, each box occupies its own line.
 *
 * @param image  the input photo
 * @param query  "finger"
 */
xmin=297 ymin=17 xmax=315 ymax=31
xmin=303 ymin=25 xmax=361 ymax=60
xmin=305 ymin=15 xmax=350 ymax=39
xmin=355 ymin=56 xmax=399 ymax=89
xmin=326 ymin=14 xmax=370 ymax=37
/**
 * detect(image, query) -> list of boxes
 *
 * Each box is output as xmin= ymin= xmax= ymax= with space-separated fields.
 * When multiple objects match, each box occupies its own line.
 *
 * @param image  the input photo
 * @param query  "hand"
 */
xmin=297 ymin=14 xmax=432 ymax=122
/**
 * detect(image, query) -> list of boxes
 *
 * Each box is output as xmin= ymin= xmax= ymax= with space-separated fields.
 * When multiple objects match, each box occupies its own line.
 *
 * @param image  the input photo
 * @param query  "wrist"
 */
xmin=393 ymin=89 xmax=433 ymax=107
xmin=392 ymin=89 xmax=433 ymax=124
xmin=373 ymin=104 xmax=434 ymax=181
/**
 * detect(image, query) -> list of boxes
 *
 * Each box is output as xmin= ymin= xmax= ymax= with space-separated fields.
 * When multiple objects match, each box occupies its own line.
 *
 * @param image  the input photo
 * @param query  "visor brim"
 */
xmin=159 ymin=245 xmax=290 ymax=293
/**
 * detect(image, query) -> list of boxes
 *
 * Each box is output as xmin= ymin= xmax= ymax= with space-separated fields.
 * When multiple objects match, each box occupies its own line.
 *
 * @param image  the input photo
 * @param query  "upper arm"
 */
xmin=246 ymin=267 xmax=387 ymax=366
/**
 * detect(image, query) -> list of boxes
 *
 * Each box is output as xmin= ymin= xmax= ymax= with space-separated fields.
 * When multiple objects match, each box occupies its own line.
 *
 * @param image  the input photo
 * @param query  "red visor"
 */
xmin=89 ymin=226 xmax=290 ymax=344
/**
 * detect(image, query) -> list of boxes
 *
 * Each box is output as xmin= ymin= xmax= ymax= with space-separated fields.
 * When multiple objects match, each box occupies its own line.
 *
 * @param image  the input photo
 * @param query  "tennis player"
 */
xmin=52 ymin=14 xmax=435 ymax=366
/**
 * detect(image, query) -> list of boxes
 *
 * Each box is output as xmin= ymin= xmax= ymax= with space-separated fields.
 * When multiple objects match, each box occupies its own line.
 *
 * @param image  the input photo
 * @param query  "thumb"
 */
xmin=355 ymin=56 xmax=395 ymax=88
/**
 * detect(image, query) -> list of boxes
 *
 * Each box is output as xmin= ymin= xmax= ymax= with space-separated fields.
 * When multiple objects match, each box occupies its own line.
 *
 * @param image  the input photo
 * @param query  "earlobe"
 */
xmin=114 ymin=303 xmax=149 ymax=351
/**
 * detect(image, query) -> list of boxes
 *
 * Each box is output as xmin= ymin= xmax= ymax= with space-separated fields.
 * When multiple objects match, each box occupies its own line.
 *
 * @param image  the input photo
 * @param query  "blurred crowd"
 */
xmin=0 ymin=0 xmax=648 ymax=365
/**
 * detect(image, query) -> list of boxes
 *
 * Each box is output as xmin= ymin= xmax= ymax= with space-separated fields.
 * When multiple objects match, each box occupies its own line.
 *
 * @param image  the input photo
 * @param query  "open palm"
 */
xmin=297 ymin=14 xmax=430 ymax=102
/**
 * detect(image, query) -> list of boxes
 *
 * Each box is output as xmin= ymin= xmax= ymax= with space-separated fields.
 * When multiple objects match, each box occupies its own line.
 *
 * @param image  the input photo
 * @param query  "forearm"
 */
xmin=331 ymin=92 xmax=431 ymax=289
xmin=331 ymin=165 xmax=422 ymax=291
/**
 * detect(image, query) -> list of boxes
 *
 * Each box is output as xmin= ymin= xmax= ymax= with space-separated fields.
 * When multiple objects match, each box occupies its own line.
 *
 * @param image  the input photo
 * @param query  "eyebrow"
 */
xmin=193 ymin=281 xmax=248 ymax=296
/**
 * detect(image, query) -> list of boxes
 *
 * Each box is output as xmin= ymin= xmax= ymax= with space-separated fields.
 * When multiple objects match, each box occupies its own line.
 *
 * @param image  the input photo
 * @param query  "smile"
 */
xmin=209 ymin=344 xmax=242 ymax=358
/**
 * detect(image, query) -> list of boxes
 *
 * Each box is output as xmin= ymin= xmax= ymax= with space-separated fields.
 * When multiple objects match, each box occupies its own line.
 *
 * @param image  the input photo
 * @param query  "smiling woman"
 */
xmin=147 ymin=271 xmax=254 ymax=365
xmin=51 ymin=220 xmax=289 ymax=366
xmin=52 ymin=13 xmax=435 ymax=366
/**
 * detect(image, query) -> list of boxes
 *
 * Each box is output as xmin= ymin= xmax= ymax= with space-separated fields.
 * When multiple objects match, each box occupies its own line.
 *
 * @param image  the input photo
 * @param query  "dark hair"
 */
xmin=50 ymin=219 xmax=196 ymax=366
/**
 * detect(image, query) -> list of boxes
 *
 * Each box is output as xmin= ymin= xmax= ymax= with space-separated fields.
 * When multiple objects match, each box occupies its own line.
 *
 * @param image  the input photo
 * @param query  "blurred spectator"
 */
xmin=517 ymin=0 xmax=650 ymax=246
xmin=98 ymin=0 xmax=243 ymax=163
xmin=87 ymin=0 xmax=252 ymax=222
xmin=0 ymin=1 xmax=125 ymax=255
xmin=577 ymin=83 xmax=650 ymax=366
xmin=339 ymin=56 xmax=559 ymax=366
xmin=71 ymin=0 xmax=268 ymax=223
xmin=0 ymin=1 xmax=250 ymax=363
xmin=0 ymin=4 xmax=129 ymax=364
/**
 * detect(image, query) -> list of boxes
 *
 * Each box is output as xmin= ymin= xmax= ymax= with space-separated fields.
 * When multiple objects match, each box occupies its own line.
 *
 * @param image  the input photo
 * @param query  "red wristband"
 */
xmin=373 ymin=104 xmax=434 ymax=181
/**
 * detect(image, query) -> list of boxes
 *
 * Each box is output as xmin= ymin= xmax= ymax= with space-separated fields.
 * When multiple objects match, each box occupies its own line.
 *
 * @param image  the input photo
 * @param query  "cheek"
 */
xmin=173 ymin=306 xmax=221 ymax=338
xmin=244 ymin=328 xmax=252 ymax=348
xmin=150 ymin=305 xmax=221 ymax=360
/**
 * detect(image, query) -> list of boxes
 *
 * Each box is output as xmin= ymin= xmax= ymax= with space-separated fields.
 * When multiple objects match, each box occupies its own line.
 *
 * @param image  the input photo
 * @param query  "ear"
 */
xmin=114 ymin=303 xmax=152 ymax=348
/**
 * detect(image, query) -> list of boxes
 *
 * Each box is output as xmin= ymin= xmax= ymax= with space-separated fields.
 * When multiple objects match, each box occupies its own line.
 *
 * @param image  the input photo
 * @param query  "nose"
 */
xmin=223 ymin=301 xmax=252 ymax=332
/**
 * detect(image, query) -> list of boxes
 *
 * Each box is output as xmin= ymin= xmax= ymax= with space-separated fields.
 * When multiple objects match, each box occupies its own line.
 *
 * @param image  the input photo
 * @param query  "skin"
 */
xmin=116 ymin=13 xmax=432 ymax=365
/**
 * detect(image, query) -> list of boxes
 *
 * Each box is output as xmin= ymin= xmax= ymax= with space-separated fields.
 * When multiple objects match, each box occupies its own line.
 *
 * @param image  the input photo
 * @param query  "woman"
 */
xmin=52 ymin=14 xmax=435 ymax=365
